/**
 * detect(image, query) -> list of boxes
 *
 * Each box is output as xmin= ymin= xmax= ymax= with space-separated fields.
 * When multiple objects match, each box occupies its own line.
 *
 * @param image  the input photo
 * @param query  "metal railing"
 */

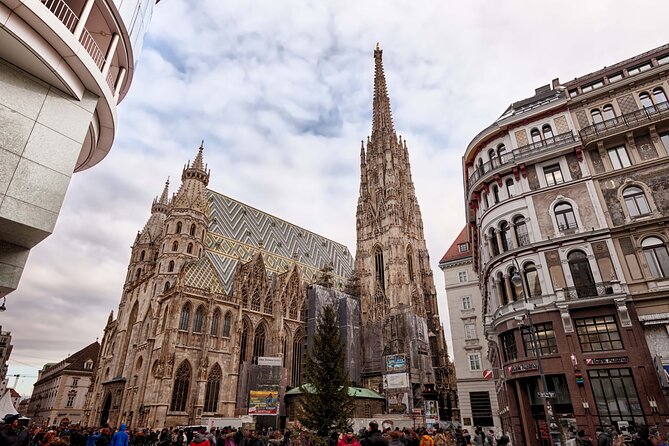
xmin=580 ymin=101 xmax=669 ymax=145
xmin=467 ymin=131 xmax=578 ymax=190
xmin=41 ymin=0 xmax=79 ymax=32
xmin=79 ymin=28 xmax=106 ymax=69
xmin=564 ymin=281 xmax=615 ymax=300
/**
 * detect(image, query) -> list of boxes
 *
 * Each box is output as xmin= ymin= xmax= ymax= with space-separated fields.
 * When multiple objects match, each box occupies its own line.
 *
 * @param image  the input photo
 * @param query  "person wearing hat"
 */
xmin=0 ymin=413 xmax=30 ymax=446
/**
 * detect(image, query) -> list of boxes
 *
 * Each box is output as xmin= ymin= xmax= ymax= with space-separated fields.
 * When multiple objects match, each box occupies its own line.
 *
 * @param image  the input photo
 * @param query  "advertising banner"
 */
xmin=248 ymin=390 xmax=279 ymax=415
xmin=424 ymin=400 xmax=439 ymax=425
xmin=387 ymin=389 xmax=410 ymax=414
xmin=385 ymin=354 xmax=407 ymax=372
xmin=384 ymin=373 xmax=410 ymax=390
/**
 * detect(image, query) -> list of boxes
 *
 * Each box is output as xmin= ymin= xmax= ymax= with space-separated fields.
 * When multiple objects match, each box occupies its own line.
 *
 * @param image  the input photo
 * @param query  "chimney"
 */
xmin=552 ymin=78 xmax=561 ymax=89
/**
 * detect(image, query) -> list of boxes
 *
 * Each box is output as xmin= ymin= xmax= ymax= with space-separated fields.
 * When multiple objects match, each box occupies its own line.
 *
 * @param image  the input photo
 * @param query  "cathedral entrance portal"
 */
xmin=100 ymin=393 xmax=112 ymax=427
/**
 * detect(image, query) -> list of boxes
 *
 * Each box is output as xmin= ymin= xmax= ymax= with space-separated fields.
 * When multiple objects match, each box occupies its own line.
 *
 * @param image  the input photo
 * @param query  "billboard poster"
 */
xmin=248 ymin=390 xmax=279 ymax=415
xmin=384 ymin=373 xmax=410 ymax=389
xmin=248 ymin=360 xmax=281 ymax=416
xmin=387 ymin=389 xmax=410 ymax=414
xmin=385 ymin=354 xmax=407 ymax=372
xmin=424 ymin=400 xmax=439 ymax=425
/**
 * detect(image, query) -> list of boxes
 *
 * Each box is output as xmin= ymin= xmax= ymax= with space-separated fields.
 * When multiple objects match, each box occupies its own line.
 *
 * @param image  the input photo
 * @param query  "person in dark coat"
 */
xmin=362 ymin=422 xmax=387 ymax=446
xmin=0 ymin=414 xmax=30 ymax=446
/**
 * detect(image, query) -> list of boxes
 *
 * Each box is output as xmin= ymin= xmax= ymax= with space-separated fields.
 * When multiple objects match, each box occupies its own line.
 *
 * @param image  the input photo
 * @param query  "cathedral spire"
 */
xmin=372 ymin=43 xmax=395 ymax=138
xmin=151 ymin=178 xmax=170 ymax=214
xmin=158 ymin=178 xmax=170 ymax=204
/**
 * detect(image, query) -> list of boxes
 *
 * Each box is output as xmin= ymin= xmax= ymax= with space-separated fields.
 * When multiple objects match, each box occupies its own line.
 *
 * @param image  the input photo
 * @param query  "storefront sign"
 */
xmin=257 ymin=356 xmax=283 ymax=366
xmin=585 ymin=357 xmax=628 ymax=366
xmin=507 ymin=363 xmax=538 ymax=374
xmin=537 ymin=391 xmax=556 ymax=399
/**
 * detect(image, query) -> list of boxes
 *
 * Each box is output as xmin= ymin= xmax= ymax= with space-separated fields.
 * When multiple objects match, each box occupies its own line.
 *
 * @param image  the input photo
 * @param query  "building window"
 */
xmin=464 ymin=324 xmax=477 ymax=340
xmin=660 ymin=133 xmax=669 ymax=151
xmin=468 ymin=353 xmax=482 ymax=371
xmin=172 ymin=241 xmax=178 ymax=251
xmin=193 ymin=306 xmax=205 ymax=333
xmin=628 ymin=62 xmax=651 ymax=75
xmin=522 ymin=322 xmax=558 ymax=357
xmin=458 ymin=271 xmax=468 ymax=283
xmin=170 ymin=361 xmax=191 ymax=412
xmin=179 ymin=304 xmax=190 ymax=331
xmin=591 ymin=109 xmax=603 ymax=124
xmin=251 ymin=290 xmax=261 ymax=312
xmin=488 ymin=148 xmax=497 ymax=165
xmin=489 ymin=228 xmax=499 ymax=256
xmin=568 ymin=250 xmax=597 ymax=297
xmin=72 ymin=378 xmax=79 ymax=386
xmin=501 ymin=331 xmax=517 ymax=362
xmin=187 ymin=243 xmax=193 ymax=254
xmin=139 ymin=250 xmax=145 ymax=261
xmin=222 ymin=312 xmax=232 ymax=337
xmin=653 ymin=87 xmax=667 ymax=104
xmin=622 ymin=186 xmax=650 ymax=217
xmin=505 ymin=178 xmax=514 ymax=197
xmin=542 ymin=124 xmax=554 ymax=140
xmin=482 ymin=192 xmax=489 ymax=210
xmin=589 ymin=368 xmax=644 ymax=427
xmin=639 ymin=92 xmax=654 ymax=109
xmin=374 ymin=246 xmax=385 ymax=294
xmin=514 ymin=216 xmax=530 ymax=246
xmin=500 ymin=221 xmax=512 ymax=252
xmin=530 ymin=128 xmax=542 ymax=144
xmin=608 ymin=73 xmax=623 ymax=83
xmin=575 ymin=316 xmax=623 ymax=352
xmin=497 ymin=144 xmax=506 ymax=158
xmin=470 ymin=392 xmax=494 ymax=427
xmin=84 ymin=360 xmax=93 ymax=370
xmin=603 ymin=104 xmax=616 ymax=120
xmin=239 ymin=320 xmax=250 ymax=363
xmin=407 ymin=246 xmax=415 ymax=281
xmin=608 ymin=146 xmax=631 ymax=170
xmin=658 ymin=54 xmax=669 ymax=65
xmin=168 ymin=261 xmax=175 ymax=272
xmin=66 ymin=392 xmax=76 ymax=408
xmin=210 ymin=310 xmax=220 ymax=336
xmin=190 ymin=224 xmax=197 ymax=236
xmin=203 ymin=364 xmax=221 ymax=413
xmin=523 ymin=262 xmax=542 ymax=297
xmin=462 ymin=296 xmax=472 ymax=310
xmin=492 ymin=185 xmax=500 ymax=204
xmin=497 ymin=272 xmax=509 ymax=306
xmin=555 ymin=202 xmax=577 ymax=230
xmin=543 ymin=164 xmax=564 ymax=186
xmin=252 ymin=323 xmax=266 ymax=360
xmin=291 ymin=334 xmax=304 ymax=386
xmin=641 ymin=236 xmax=669 ymax=278
xmin=458 ymin=243 xmax=469 ymax=253
xmin=176 ymin=222 xmax=182 ymax=234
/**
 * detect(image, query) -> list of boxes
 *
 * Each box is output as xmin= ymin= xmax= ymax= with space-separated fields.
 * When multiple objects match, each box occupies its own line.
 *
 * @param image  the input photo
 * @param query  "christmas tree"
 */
xmin=299 ymin=304 xmax=354 ymax=435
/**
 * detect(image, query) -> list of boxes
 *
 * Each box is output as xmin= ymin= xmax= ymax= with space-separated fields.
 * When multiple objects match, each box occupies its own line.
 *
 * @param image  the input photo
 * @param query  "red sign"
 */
xmin=483 ymin=369 xmax=493 ymax=380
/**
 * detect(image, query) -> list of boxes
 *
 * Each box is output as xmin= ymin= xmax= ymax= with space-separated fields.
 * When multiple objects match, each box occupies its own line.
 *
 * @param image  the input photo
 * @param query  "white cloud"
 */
xmin=7 ymin=0 xmax=669 ymax=395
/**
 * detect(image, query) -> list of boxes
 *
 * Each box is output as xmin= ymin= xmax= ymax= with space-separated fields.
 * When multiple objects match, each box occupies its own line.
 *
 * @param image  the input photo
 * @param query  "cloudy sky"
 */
xmin=6 ymin=0 xmax=669 ymax=395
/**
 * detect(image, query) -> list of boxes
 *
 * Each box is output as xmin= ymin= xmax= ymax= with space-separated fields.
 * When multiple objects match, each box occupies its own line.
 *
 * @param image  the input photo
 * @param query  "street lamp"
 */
xmin=511 ymin=260 xmax=562 ymax=446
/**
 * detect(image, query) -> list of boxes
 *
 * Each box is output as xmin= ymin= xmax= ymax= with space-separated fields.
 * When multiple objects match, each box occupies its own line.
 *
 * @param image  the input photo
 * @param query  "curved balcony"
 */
xmin=467 ymin=131 xmax=579 ymax=192
xmin=580 ymin=101 xmax=669 ymax=146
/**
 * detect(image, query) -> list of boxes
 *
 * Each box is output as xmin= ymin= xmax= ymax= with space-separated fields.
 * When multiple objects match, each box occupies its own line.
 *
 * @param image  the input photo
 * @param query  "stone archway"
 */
xmin=100 ymin=393 xmax=112 ymax=427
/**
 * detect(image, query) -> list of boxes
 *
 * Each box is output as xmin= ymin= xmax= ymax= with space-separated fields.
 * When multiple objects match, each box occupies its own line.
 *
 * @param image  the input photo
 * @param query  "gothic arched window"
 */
xmin=291 ymin=333 xmax=304 ymax=387
xmin=190 ymin=224 xmax=196 ymax=236
xmin=203 ymin=364 xmax=221 ymax=413
xmin=300 ymin=303 xmax=307 ymax=322
xmin=139 ymin=250 xmax=145 ymax=261
xmin=164 ymin=282 xmax=171 ymax=292
xmin=289 ymin=299 xmax=298 ymax=320
xmin=239 ymin=319 xmax=250 ymax=364
xmin=179 ymin=304 xmax=190 ymax=331
xmin=168 ymin=261 xmax=175 ymax=272
xmin=374 ymin=245 xmax=385 ymax=294
xmin=251 ymin=289 xmax=261 ymax=312
xmin=176 ymin=222 xmax=182 ymax=234
xmin=193 ymin=306 xmax=205 ymax=333
xmin=222 ymin=312 xmax=232 ymax=337
xmin=406 ymin=245 xmax=415 ymax=282
xmin=172 ymin=241 xmax=178 ymax=251
xmin=241 ymin=286 xmax=249 ymax=308
xmin=210 ymin=309 xmax=220 ymax=336
xmin=253 ymin=323 xmax=266 ymax=360
xmin=170 ymin=361 xmax=191 ymax=412
xmin=187 ymin=243 xmax=193 ymax=254
xmin=264 ymin=291 xmax=273 ymax=314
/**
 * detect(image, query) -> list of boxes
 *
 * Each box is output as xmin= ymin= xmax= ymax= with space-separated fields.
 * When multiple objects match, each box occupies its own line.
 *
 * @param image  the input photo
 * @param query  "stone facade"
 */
xmin=462 ymin=43 xmax=669 ymax=446
xmin=354 ymin=47 xmax=456 ymax=421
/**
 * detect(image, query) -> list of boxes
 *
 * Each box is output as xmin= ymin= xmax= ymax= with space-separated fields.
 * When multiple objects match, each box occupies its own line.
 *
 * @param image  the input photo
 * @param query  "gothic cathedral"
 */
xmin=84 ymin=47 xmax=456 ymax=428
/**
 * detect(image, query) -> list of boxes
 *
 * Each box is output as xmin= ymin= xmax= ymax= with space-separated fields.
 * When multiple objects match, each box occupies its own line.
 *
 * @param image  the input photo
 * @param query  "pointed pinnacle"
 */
xmin=158 ymin=177 xmax=170 ymax=204
xmin=371 ymin=45 xmax=394 ymax=137
xmin=192 ymin=141 xmax=205 ymax=170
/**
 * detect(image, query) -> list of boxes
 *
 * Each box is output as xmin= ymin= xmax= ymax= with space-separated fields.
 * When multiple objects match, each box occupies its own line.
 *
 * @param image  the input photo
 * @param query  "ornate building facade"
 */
xmin=355 ymin=46 xmax=456 ymax=420
xmin=462 ymin=43 xmax=669 ymax=446
xmin=84 ymin=47 xmax=456 ymax=428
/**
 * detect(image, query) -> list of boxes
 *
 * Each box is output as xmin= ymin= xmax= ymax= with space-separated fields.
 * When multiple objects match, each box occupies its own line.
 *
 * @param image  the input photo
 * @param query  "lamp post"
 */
xmin=510 ymin=259 xmax=562 ymax=446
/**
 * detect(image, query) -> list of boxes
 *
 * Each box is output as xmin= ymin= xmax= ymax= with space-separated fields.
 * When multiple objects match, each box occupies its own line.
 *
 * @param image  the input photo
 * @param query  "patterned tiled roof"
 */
xmin=199 ymin=190 xmax=354 ymax=292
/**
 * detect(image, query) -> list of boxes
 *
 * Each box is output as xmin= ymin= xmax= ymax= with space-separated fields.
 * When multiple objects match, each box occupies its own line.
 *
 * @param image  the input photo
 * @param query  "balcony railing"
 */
xmin=563 ymin=281 xmax=615 ymax=300
xmin=580 ymin=101 xmax=669 ymax=145
xmin=79 ymin=27 xmax=106 ymax=69
xmin=467 ymin=131 xmax=578 ymax=190
xmin=42 ymin=0 xmax=79 ymax=32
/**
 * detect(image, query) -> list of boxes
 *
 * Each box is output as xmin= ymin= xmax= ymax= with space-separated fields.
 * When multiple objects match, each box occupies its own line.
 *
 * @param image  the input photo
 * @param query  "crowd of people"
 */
xmin=2 ymin=414 xmax=668 ymax=446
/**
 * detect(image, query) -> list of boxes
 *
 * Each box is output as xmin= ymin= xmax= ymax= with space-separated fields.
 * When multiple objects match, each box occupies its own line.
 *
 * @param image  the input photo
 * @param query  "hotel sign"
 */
xmin=507 ymin=363 xmax=538 ymax=374
xmin=585 ymin=357 xmax=628 ymax=366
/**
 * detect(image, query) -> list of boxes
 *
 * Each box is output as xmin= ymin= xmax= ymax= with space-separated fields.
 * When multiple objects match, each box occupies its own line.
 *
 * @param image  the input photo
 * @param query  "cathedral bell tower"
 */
xmin=355 ymin=45 xmax=451 ymax=415
xmin=157 ymin=143 xmax=211 ymax=292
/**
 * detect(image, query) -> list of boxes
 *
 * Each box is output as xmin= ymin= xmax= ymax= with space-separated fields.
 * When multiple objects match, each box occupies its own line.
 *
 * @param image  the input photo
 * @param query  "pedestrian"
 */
xmin=206 ymin=429 xmax=217 ymax=446
xmin=419 ymin=433 xmax=434 ymax=446
xmin=338 ymin=432 xmax=361 ymax=446
xmin=0 ymin=414 xmax=30 ymax=446
xmin=598 ymin=426 xmax=613 ymax=446
xmin=362 ymin=423 xmax=387 ymax=446
xmin=96 ymin=429 xmax=112 ymax=446
xmin=494 ymin=435 xmax=508 ymax=446
xmin=329 ymin=432 xmax=339 ymax=446
xmin=576 ymin=430 xmax=593 ymax=446
xmin=434 ymin=429 xmax=446 ymax=446
xmin=190 ymin=430 xmax=210 ymax=446
xmin=111 ymin=425 xmax=129 ymax=446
